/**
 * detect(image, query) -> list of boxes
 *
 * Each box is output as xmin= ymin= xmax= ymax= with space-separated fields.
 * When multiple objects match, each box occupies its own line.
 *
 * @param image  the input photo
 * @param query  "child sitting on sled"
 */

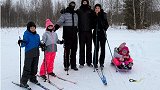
xmin=112 ymin=42 xmax=133 ymax=70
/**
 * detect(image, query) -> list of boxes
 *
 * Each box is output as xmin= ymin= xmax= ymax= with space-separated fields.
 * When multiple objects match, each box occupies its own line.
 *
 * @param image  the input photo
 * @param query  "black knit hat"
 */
xmin=27 ymin=21 xmax=36 ymax=30
xmin=81 ymin=0 xmax=89 ymax=5
xmin=94 ymin=4 xmax=102 ymax=9
xmin=69 ymin=1 xmax=76 ymax=7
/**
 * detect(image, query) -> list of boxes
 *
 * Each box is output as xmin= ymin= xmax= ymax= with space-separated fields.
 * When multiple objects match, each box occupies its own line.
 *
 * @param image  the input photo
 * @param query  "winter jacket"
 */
xmin=92 ymin=9 xmax=109 ymax=31
xmin=42 ymin=31 xmax=60 ymax=52
xmin=21 ymin=30 xmax=40 ymax=57
xmin=114 ymin=47 xmax=123 ymax=59
xmin=76 ymin=5 xmax=93 ymax=32
xmin=56 ymin=7 xmax=78 ymax=39
xmin=57 ymin=7 xmax=78 ymax=27
xmin=42 ymin=19 xmax=60 ymax=52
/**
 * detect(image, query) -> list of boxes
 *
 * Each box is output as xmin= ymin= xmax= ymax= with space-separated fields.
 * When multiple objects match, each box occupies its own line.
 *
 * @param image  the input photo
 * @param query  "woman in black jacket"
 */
xmin=92 ymin=4 xmax=109 ymax=68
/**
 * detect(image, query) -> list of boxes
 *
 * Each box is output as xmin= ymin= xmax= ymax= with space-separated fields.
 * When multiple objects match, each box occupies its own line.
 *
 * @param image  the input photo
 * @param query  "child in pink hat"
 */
xmin=39 ymin=19 xmax=63 ymax=79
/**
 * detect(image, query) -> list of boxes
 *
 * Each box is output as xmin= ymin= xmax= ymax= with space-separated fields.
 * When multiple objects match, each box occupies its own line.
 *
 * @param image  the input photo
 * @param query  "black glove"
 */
xmin=54 ymin=24 xmax=60 ymax=32
xmin=59 ymin=40 xmax=64 ymax=44
xmin=40 ymin=43 xmax=46 ymax=51
xmin=18 ymin=40 xmax=24 ymax=46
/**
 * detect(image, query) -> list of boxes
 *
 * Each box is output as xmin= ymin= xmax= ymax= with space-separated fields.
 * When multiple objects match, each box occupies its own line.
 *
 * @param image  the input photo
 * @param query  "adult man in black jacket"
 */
xmin=54 ymin=1 xmax=78 ymax=71
xmin=77 ymin=0 xmax=93 ymax=68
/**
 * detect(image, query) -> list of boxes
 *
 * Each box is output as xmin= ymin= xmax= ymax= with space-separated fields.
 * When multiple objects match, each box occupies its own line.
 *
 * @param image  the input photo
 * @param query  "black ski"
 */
xmin=55 ymin=76 xmax=77 ymax=84
xmin=47 ymin=80 xmax=64 ymax=90
xmin=34 ymin=83 xmax=50 ymax=90
xmin=12 ymin=81 xmax=32 ymax=90
xmin=37 ymin=75 xmax=64 ymax=90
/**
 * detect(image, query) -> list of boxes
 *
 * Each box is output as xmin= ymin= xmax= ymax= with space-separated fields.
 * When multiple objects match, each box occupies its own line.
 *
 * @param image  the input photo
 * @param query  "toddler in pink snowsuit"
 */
xmin=39 ymin=19 xmax=63 ymax=79
xmin=112 ymin=42 xmax=133 ymax=69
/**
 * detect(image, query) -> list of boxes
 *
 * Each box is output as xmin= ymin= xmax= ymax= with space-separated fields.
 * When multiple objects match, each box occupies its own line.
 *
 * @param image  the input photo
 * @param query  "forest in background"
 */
xmin=1 ymin=0 xmax=160 ymax=29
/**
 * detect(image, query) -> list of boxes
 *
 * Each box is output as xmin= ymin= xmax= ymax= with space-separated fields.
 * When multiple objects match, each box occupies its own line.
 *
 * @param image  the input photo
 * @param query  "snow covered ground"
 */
xmin=1 ymin=27 xmax=160 ymax=90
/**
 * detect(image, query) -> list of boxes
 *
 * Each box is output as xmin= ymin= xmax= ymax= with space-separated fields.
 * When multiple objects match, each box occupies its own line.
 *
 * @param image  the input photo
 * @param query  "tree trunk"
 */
xmin=133 ymin=0 xmax=136 ymax=30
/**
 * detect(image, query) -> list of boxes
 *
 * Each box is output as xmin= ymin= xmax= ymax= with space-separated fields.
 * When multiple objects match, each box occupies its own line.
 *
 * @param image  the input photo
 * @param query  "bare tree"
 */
xmin=53 ymin=1 xmax=64 ymax=23
xmin=133 ymin=0 xmax=136 ymax=30
xmin=88 ymin=0 xmax=95 ymax=9
xmin=108 ymin=0 xmax=113 ymax=26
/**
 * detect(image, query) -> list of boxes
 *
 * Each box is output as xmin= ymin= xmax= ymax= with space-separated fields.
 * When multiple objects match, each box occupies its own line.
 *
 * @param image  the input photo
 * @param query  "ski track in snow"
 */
xmin=1 ymin=27 xmax=160 ymax=90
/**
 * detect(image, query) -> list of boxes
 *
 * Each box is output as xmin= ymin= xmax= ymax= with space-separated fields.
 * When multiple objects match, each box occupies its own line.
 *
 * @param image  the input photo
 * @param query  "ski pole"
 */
xmin=106 ymin=34 xmax=114 ymax=59
xmin=19 ymin=36 xmax=22 ymax=84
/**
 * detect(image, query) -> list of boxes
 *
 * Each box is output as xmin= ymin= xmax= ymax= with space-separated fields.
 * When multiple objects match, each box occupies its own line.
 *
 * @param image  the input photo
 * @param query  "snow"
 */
xmin=1 ymin=27 xmax=160 ymax=90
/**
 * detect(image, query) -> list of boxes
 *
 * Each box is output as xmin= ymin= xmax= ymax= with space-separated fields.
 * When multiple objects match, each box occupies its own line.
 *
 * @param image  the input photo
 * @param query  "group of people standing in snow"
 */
xmin=54 ymin=0 xmax=109 ymax=71
xmin=18 ymin=0 xmax=109 ymax=88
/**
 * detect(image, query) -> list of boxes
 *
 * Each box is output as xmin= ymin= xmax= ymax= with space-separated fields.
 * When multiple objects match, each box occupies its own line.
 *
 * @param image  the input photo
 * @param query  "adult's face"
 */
xmin=69 ymin=2 xmax=76 ymax=10
xmin=95 ymin=6 xmax=101 ymax=14
xmin=83 ymin=1 xmax=88 ymax=5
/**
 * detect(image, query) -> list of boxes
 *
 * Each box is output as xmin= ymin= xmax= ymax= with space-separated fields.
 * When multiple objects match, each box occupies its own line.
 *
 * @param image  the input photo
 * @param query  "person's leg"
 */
xmin=125 ymin=58 xmax=133 ymax=69
xmin=39 ymin=60 xmax=45 ymax=76
xmin=48 ymin=52 xmax=56 ymax=76
xmin=79 ymin=32 xmax=86 ymax=66
xmin=21 ymin=57 xmax=33 ymax=85
xmin=86 ymin=32 xmax=92 ymax=66
xmin=113 ymin=58 xmax=121 ymax=67
xmin=99 ymin=38 xmax=106 ymax=67
xmin=39 ymin=52 xmax=50 ymax=76
xmin=63 ymin=40 xmax=71 ymax=69
xmin=70 ymin=37 xmax=78 ymax=70
xmin=30 ymin=57 xmax=39 ymax=83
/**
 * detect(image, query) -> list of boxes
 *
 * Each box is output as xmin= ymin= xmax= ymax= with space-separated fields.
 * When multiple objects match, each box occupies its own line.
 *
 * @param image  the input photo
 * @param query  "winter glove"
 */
xmin=54 ymin=24 xmax=60 ymax=32
xmin=40 ymin=43 xmax=46 ymax=51
xmin=18 ymin=40 xmax=24 ymax=46
xmin=59 ymin=40 xmax=64 ymax=44
xmin=119 ymin=57 xmax=124 ymax=62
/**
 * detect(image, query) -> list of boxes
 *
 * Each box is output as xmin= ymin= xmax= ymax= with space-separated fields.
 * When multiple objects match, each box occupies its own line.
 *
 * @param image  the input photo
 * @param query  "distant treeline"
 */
xmin=1 ymin=0 xmax=160 ymax=29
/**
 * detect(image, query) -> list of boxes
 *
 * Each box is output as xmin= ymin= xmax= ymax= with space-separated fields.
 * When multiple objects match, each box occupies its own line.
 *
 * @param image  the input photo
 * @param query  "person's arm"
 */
xmin=39 ymin=33 xmax=47 ymax=51
xmin=55 ymin=14 xmax=65 ymax=30
xmin=41 ymin=33 xmax=47 ymax=44
xmin=103 ymin=13 xmax=109 ymax=31
xmin=20 ymin=33 xmax=28 ymax=47
xmin=55 ymin=33 xmax=63 ymax=44
xmin=114 ymin=47 xmax=123 ymax=58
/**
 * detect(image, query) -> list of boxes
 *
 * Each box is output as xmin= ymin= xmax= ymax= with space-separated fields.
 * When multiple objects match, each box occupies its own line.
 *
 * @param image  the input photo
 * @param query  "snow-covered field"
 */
xmin=1 ymin=27 xmax=160 ymax=90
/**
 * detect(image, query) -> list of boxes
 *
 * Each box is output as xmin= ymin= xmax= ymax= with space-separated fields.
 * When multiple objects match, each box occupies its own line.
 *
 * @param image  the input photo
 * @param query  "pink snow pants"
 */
xmin=113 ymin=57 xmax=133 ymax=66
xmin=40 ymin=52 xmax=56 ymax=76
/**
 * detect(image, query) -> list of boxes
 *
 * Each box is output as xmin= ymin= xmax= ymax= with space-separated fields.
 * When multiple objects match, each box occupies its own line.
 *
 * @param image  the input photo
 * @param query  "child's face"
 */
xmin=122 ymin=50 xmax=127 ymax=55
xmin=30 ymin=26 xmax=36 ymax=32
xmin=48 ymin=25 xmax=54 ymax=30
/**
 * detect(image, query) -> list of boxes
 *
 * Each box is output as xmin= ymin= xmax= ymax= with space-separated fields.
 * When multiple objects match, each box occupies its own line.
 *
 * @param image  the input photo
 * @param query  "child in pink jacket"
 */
xmin=112 ymin=42 xmax=133 ymax=70
xmin=39 ymin=19 xmax=63 ymax=79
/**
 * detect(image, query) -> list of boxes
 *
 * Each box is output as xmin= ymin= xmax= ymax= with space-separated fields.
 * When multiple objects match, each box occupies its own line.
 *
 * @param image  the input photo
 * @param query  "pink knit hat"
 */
xmin=119 ymin=42 xmax=126 ymax=48
xmin=120 ymin=46 xmax=129 ymax=55
xmin=45 ymin=19 xmax=54 ymax=29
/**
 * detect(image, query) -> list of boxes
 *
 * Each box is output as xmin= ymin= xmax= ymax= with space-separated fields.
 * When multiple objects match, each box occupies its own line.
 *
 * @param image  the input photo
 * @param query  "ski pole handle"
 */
xmin=19 ymin=36 xmax=21 ymax=40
